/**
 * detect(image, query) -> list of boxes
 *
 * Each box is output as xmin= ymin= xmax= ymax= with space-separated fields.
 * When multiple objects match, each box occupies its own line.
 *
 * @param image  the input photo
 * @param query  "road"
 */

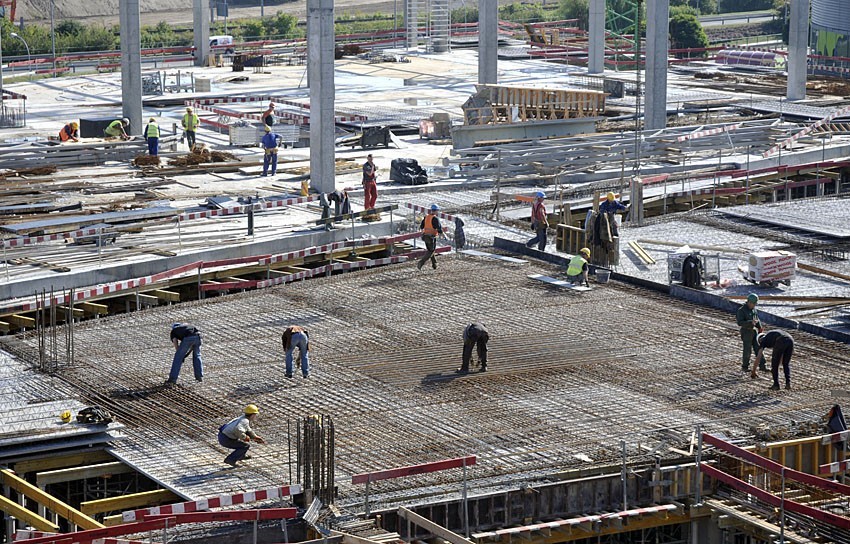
xmin=698 ymin=10 xmax=775 ymax=28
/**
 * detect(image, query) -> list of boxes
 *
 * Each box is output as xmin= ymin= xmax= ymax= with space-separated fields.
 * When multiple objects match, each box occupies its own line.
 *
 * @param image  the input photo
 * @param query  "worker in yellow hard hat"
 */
xmin=60 ymin=410 xmax=73 ymax=423
xmin=599 ymin=192 xmax=628 ymax=236
xmin=567 ymin=247 xmax=591 ymax=287
xmin=144 ymin=117 xmax=160 ymax=156
xmin=218 ymin=404 xmax=266 ymax=467
xmin=182 ymin=106 xmax=200 ymax=149
xmin=59 ymin=121 xmax=80 ymax=143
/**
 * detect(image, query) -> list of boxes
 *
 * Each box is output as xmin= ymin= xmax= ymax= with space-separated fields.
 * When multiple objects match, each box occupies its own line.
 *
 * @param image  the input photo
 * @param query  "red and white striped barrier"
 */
xmin=821 ymin=430 xmax=850 ymax=445
xmin=14 ymin=531 xmax=143 ymax=544
xmin=186 ymin=96 xmax=367 ymax=123
xmin=819 ymin=460 xmax=850 ymax=475
xmin=2 ymin=226 xmax=107 ymax=249
xmin=121 ymin=484 xmax=301 ymax=523
xmin=676 ymin=122 xmax=742 ymax=143
xmin=405 ymin=203 xmax=457 ymax=222
xmin=177 ymin=196 xmax=314 ymax=221
xmin=763 ymin=104 xmax=850 ymax=158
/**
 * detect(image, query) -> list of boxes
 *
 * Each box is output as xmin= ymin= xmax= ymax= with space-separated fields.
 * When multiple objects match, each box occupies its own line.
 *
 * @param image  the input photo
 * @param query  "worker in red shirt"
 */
xmin=525 ymin=191 xmax=549 ymax=251
xmin=362 ymin=154 xmax=378 ymax=210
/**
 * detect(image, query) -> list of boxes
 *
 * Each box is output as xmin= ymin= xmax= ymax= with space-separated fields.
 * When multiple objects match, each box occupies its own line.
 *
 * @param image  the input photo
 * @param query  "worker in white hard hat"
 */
xmin=218 ymin=404 xmax=266 ymax=467
xmin=182 ymin=106 xmax=200 ymax=149
xmin=525 ymin=191 xmax=549 ymax=251
xmin=104 ymin=117 xmax=130 ymax=140
xmin=567 ymin=247 xmax=592 ymax=287
xmin=417 ymin=204 xmax=447 ymax=271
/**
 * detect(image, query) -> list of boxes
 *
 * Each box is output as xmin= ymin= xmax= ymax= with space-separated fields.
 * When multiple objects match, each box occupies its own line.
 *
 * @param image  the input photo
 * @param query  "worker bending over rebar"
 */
xmin=166 ymin=323 xmax=203 ymax=385
xmin=282 ymin=325 xmax=310 ymax=378
xmin=458 ymin=323 xmax=489 ymax=374
xmin=754 ymin=330 xmax=794 ymax=390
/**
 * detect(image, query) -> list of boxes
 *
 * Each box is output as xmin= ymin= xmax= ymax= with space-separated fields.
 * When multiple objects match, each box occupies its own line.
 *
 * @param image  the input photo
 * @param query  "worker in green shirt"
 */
xmin=104 ymin=118 xmax=130 ymax=140
xmin=736 ymin=293 xmax=767 ymax=374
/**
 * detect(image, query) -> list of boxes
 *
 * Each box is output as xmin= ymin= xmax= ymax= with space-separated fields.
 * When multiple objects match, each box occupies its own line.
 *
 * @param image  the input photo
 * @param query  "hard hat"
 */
xmin=757 ymin=332 xmax=766 ymax=344
xmin=580 ymin=247 xmax=591 ymax=258
xmin=149 ymin=117 xmax=156 ymax=122
xmin=244 ymin=404 xmax=260 ymax=415
xmin=186 ymin=106 xmax=193 ymax=111
xmin=60 ymin=410 xmax=72 ymax=423
xmin=70 ymin=122 xmax=78 ymax=128
xmin=606 ymin=192 xmax=616 ymax=201
xmin=122 ymin=117 xmax=129 ymax=124
xmin=535 ymin=191 xmax=545 ymax=199
xmin=747 ymin=293 xmax=759 ymax=304
xmin=264 ymin=125 xmax=271 ymax=132
xmin=430 ymin=204 xmax=440 ymax=211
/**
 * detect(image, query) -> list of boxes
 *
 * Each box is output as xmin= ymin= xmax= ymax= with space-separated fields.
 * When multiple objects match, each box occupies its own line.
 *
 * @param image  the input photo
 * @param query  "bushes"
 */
xmin=669 ymin=12 xmax=709 ymax=55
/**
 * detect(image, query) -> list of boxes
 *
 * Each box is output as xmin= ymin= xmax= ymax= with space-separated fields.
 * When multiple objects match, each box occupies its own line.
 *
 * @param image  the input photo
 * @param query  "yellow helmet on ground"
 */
xmin=580 ymin=247 xmax=591 ymax=258
xmin=244 ymin=404 xmax=260 ymax=415
xmin=60 ymin=410 xmax=72 ymax=423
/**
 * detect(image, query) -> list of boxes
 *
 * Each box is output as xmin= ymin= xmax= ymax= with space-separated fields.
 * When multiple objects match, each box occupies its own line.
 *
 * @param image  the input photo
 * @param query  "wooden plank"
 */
xmin=13 ymin=450 xmax=114 ymax=474
xmin=460 ymin=249 xmax=528 ymax=264
xmin=122 ymin=293 xmax=159 ymax=306
xmin=627 ymin=241 xmax=656 ymax=265
xmin=78 ymin=301 xmax=108 ymax=315
xmin=398 ymin=507 xmax=475 ymax=544
xmin=6 ymin=314 xmax=35 ymax=328
xmin=797 ymin=262 xmax=850 ymax=283
xmin=0 ymin=494 xmax=60 ymax=532
xmin=58 ymin=306 xmax=85 ymax=318
xmin=36 ymin=462 xmax=135 ymax=487
xmin=352 ymin=456 xmax=477 ymax=485
xmin=144 ymin=289 xmax=181 ymax=302
xmin=0 ymin=469 xmax=105 ymax=529
xmin=80 ymin=489 xmax=180 ymax=516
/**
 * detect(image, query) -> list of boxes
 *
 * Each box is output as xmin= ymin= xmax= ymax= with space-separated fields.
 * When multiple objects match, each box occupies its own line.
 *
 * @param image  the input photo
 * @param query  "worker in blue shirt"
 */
xmin=260 ymin=125 xmax=282 ymax=176
xmin=599 ymin=192 xmax=627 ymax=235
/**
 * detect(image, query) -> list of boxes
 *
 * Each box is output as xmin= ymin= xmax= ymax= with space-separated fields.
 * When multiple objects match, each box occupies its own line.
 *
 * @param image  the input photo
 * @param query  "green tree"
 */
xmin=267 ymin=11 xmax=297 ymax=37
xmin=55 ymin=20 xmax=85 ymax=36
xmin=669 ymin=12 xmax=709 ymax=56
xmin=451 ymin=5 xmax=478 ymax=24
xmin=557 ymin=0 xmax=589 ymax=29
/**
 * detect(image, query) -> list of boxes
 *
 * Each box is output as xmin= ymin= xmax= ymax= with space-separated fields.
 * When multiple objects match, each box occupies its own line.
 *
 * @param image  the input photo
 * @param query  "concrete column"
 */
xmin=119 ymin=0 xmax=143 ymax=136
xmin=786 ymin=0 xmax=809 ymax=101
xmin=644 ymin=0 xmax=669 ymax=130
xmin=307 ymin=0 xmax=335 ymax=193
xmin=193 ymin=0 xmax=210 ymax=67
xmin=588 ymin=0 xmax=605 ymax=74
xmin=478 ymin=0 xmax=498 ymax=84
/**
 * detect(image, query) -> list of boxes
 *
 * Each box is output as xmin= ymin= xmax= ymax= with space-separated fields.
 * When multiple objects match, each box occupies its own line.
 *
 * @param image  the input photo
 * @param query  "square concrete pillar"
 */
xmin=194 ymin=0 xmax=210 ymax=67
xmin=119 ymin=0 xmax=143 ymax=136
xmin=307 ymin=0 xmax=335 ymax=193
xmin=786 ymin=0 xmax=809 ymax=101
xmin=478 ymin=0 xmax=498 ymax=84
xmin=644 ymin=0 xmax=669 ymax=130
xmin=588 ymin=0 xmax=605 ymax=74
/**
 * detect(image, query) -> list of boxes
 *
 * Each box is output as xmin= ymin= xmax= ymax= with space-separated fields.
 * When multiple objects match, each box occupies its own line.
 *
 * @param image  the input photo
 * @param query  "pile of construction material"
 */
xmin=168 ymin=147 xmax=239 ymax=167
xmin=132 ymin=154 xmax=161 ymax=167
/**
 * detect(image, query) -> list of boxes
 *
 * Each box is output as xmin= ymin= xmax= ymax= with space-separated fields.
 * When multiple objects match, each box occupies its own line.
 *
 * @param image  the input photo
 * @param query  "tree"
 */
xmin=557 ymin=0 xmax=589 ymax=30
xmin=669 ymin=12 xmax=709 ymax=57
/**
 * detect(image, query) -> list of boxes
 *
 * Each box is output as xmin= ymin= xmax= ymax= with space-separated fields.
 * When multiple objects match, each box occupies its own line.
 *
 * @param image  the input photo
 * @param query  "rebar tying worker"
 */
xmin=144 ymin=118 xmax=160 ymax=156
xmin=261 ymin=125 xmax=282 ymax=177
xmin=282 ymin=325 xmax=310 ymax=378
xmin=754 ymin=330 xmax=794 ymax=390
xmin=104 ymin=117 xmax=130 ymax=140
xmin=599 ymin=192 xmax=628 ymax=236
xmin=418 ymin=204 xmax=445 ymax=271
xmin=218 ymin=404 xmax=266 ymax=467
xmin=166 ymin=323 xmax=203 ymax=384
xmin=567 ymin=248 xmax=592 ymax=287
xmin=737 ymin=293 xmax=767 ymax=374
xmin=458 ymin=323 xmax=489 ymax=374
xmin=59 ymin=121 xmax=79 ymax=142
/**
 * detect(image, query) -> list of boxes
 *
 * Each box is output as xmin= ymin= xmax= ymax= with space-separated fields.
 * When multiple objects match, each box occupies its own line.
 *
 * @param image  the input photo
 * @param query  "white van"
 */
xmin=209 ymin=35 xmax=235 ymax=54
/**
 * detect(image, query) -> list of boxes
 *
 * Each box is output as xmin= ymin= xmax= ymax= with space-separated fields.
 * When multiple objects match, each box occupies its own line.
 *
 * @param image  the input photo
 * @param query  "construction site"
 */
xmin=2 ymin=0 xmax=850 ymax=543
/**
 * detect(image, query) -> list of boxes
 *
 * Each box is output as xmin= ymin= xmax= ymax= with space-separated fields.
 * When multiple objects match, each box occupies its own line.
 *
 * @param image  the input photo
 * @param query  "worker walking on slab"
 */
xmin=754 ymin=330 xmax=794 ymax=390
xmin=59 ymin=122 xmax=79 ymax=143
xmin=418 ymin=204 xmax=445 ymax=271
xmin=261 ymin=126 xmax=282 ymax=177
xmin=458 ymin=323 xmax=489 ymax=374
xmin=219 ymin=404 xmax=266 ymax=467
xmin=454 ymin=216 xmax=466 ymax=251
xmin=737 ymin=293 xmax=767 ymax=374
xmin=182 ymin=107 xmax=200 ymax=149
xmin=144 ymin=118 xmax=160 ymax=156
xmin=166 ymin=323 xmax=204 ymax=384
xmin=362 ymin=154 xmax=378 ymax=210
xmin=104 ymin=118 xmax=130 ymax=140
xmin=282 ymin=325 xmax=310 ymax=378
xmin=525 ymin=192 xmax=549 ymax=251
xmin=599 ymin=192 xmax=628 ymax=236
xmin=263 ymin=102 xmax=276 ymax=127
xmin=567 ymin=248 xmax=592 ymax=287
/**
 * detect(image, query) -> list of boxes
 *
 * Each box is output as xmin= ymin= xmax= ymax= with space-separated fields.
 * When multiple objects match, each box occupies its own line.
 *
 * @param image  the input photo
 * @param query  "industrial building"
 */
xmin=1 ymin=0 xmax=850 ymax=543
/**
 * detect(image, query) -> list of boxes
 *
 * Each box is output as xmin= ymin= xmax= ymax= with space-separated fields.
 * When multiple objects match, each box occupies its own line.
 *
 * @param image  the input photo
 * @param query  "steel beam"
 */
xmin=0 ymin=469 xmax=104 ymax=529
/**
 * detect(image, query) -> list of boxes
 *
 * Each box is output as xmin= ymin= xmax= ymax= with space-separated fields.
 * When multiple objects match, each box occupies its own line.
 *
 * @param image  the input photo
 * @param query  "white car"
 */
xmin=210 ymin=35 xmax=235 ymax=54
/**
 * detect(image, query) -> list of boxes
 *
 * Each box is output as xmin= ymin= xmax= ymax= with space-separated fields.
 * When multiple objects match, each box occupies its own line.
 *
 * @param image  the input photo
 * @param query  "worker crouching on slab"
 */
xmin=754 ymin=330 xmax=794 ymax=390
xmin=104 ymin=117 xmax=130 ymax=140
xmin=458 ymin=323 xmax=489 ymax=374
xmin=525 ymin=191 xmax=549 ymax=251
xmin=418 ymin=204 xmax=446 ymax=271
xmin=282 ymin=325 xmax=310 ymax=378
xmin=567 ymin=248 xmax=592 ymax=287
xmin=261 ymin=125 xmax=282 ymax=176
xmin=166 ymin=323 xmax=204 ymax=384
xmin=219 ymin=404 xmax=266 ymax=467
xmin=737 ymin=293 xmax=767 ymax=375
xmin=59 ymin=122 xmax=79 ymax=143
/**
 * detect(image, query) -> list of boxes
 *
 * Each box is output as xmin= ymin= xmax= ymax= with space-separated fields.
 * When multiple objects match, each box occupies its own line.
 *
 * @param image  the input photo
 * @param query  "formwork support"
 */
xmin=0 ymin=469 xmax=104 ymax=530
xmin=307 ymin=0 xmax=335 ymax=193
xmin=193 ymin=0 xmax=210 ymax=67
xmin=0 ymin=494 xmax=59 ymax=532
xmin=80 ymin=489 xmax=180 ymax=516
xmin=786 ymin=0 xmax=809 ymax=101
xmin=644 ymin=0 xmax=668 ymax=130
xmin=119 ymin=0 xmax=143 ymax=137
xmin=478 ymin=0 xmax=498 ymax=84
xmin=588 ymin=0 xmax=605 ymax=74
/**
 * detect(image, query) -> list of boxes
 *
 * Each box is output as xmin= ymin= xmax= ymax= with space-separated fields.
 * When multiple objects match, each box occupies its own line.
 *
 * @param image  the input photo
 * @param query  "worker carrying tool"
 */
xmin=104 ymin=118 xmax=130 ymax=140
xmin=260 ymin=125 xmax=282 ymax=177
xmin=754 ymin=330 xmax=794 ymax=390
xmin=263 ymin=102 xmax=276 ymax=127
xmin=362 ymin=154 xmax=378 ymax=210
xmin=525 ymin=191 xmax=549 ymax=251
xmin=418 ymin=204 xmax=446 ymax=271
xmin=144 ymin=118 xmax=160 ymax=156
xmin=59 ymin=122 xmax=79 ymax=143
xmin=182 ymin=106 xmax=200 ymax=149
xmin=567 ymin=248 xmax=592 ymax=287
xmin=736 ymin=293 xmax=767 ymax=374
xmin=599 ymin=192 xmax=628 ymax=236
xmin=282 ymin=325 xmax=310 ymax=378
xmin=165 ymin=323 xmax=204 ymax=385
xmin=458 ymin=323 xmax=489 ymax=374
xmin=218 ymin=404 xmax=266 ymax=467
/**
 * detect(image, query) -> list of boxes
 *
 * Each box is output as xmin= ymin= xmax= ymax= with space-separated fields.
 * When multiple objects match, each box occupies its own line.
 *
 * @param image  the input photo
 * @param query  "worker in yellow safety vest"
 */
xmin=144 ymin=118 xmax=160 ymax=156
xmin=567 ymin=247 xmax=591 ymax=287
xmin=104 ymin=118 xmax=130 ymax=140
xmin=182 ymin=107 xmax=200 ymax=149
xmin=417 ymin=204 xmax=446 ymax=271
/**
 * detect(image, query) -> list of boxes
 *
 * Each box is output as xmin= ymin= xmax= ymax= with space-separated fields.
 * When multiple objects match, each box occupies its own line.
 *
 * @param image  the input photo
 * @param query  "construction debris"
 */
xmin=132 ymin=154 xmax=161 ymax=167
xmin=168 ymin=149 xmax=240 ymax=167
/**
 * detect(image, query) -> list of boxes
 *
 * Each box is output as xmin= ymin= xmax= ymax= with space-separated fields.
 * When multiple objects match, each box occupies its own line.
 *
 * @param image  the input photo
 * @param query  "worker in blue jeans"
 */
xmin=525 ymin=191 xmax=549 ymax=251
xmin=166 ymin=323 xmax=203 ymax=384
xmin=282 ymin=325 xmax=310 ymax=378
xmin=218 ymin=404 xmax=266 ymax=467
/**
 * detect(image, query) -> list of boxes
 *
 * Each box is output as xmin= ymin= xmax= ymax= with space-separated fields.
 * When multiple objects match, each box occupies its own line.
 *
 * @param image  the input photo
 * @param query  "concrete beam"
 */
xmin=644 ymin=0 xmax=669 ymax=130
xmin=119 ymin=0 xmax=143 ymax=136
xmin=478 ymin=0 xmax=498 ymax=84
xmin=786 ymin=0 xmax=809 ymax=101
xmin=588 ymin=0 xmax=605 ymax=74
xmin=193 ymin=0 xmax=211 ymax=67
xmin=307 ymin=0 xmax=336 ymax=193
